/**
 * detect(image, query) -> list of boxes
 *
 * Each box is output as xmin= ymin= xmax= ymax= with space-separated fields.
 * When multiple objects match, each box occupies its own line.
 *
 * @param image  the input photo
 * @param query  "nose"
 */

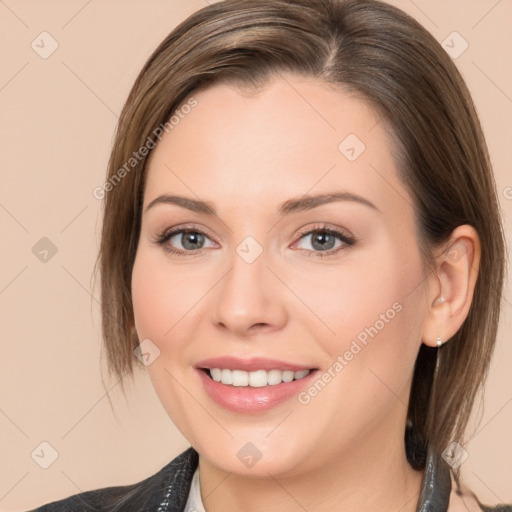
xmin=210 ymin=244 xmax=288 ymax=337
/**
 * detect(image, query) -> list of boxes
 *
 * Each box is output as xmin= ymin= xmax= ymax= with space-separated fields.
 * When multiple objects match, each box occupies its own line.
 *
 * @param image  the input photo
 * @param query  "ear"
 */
xmin=421 ymin=224 xmax=481 ymax=347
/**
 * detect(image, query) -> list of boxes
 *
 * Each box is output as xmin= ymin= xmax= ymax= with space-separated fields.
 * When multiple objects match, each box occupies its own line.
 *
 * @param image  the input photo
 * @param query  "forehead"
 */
xmin=143 ymin=74 xmax=412 ymax=218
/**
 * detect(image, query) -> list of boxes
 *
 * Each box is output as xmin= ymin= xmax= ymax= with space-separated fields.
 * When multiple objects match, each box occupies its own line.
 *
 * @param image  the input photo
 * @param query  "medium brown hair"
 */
xmin=94 ymin=0 xmax=507 ymax=481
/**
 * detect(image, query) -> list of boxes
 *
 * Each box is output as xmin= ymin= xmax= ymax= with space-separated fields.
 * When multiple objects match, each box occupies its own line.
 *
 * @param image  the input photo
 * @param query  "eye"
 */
xmin=292 ymin=224 xmax=355 ymax=257
xmin=152 ymin=223 xmax=355 ymax=258
xmin=153 ymin=225 xmax=216 ymax=255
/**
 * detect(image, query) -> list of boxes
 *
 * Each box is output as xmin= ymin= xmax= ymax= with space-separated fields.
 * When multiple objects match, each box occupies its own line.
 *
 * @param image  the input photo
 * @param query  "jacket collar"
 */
xmin=417 ymin=444 xmax=452 ymax=511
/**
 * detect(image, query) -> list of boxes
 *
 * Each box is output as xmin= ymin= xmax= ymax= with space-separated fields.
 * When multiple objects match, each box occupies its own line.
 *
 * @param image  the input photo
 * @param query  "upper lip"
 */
xmin=195 ymin=356 xmax=317 ymax=372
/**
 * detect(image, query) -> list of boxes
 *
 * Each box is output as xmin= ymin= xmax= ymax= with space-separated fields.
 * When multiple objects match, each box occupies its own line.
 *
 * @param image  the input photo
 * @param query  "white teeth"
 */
xmin=232 ymin=370 xmax=248 ymax=386
xmin=282 ymin=370 xmax=294 ymax=383
xmin=267 ymin=369 xmax=284 ymax=385
xmin=220 ymin=368 xmax=233 ymax=385
xmin=207 ymin=368 xmax=311 ymax=387
xmin=249 ymin=370 xmax=267 ymax=388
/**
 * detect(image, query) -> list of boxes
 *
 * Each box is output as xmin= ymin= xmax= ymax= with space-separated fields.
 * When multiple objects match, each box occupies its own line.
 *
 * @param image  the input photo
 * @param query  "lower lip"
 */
xmin=195 ymin=368 xmax=318 ymax=413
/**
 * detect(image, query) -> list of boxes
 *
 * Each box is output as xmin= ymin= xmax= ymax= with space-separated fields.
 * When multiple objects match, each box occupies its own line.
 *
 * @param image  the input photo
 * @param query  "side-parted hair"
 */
xmin=94 ymin=0 xmax=506 ymax=482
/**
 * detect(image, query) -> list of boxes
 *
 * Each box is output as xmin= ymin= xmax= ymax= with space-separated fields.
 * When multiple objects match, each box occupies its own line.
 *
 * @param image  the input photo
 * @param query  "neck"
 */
xmin=198 ymin=430 xmax=424 ymax=512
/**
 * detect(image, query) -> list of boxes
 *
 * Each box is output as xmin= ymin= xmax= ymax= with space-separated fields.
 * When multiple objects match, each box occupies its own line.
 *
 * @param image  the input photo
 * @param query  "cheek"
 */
xmin=131 ymin=251 xmax=204 ymax=346
xmin=293 ymin=244 xmax=417 ymax=343
xmin=131 ymin=252 xmax=203 ymax=438
xmin=131 ymin=261 xmax=170 ymax=342
xmin=299 ymin=240 xmax=425 ymax=394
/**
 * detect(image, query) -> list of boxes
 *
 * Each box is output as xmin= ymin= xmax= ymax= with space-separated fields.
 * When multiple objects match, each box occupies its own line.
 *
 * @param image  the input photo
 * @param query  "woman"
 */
xmin=31 ymin=0 xmax=510 ymax=510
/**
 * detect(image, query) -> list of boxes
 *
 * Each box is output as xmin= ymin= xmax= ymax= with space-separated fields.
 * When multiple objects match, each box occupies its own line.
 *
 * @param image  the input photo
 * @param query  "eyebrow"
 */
xmin=144 ymin=191 xmax=380 ymax=216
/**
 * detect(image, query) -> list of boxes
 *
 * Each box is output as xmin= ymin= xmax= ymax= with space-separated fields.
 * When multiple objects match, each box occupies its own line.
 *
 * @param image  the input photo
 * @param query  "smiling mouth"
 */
xmin=200 ymin=367 xmax=317 ymax=387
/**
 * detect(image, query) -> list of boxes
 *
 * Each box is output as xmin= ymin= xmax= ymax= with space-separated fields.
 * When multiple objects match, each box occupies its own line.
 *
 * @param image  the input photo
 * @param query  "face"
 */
xmin=131 ymin=74 xmax=430 ymax=477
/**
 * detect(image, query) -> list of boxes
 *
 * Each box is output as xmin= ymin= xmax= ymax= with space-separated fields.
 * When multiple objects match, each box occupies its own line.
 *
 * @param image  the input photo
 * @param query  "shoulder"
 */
xmin=448 ymin=474 xmax=512 ymax=512
xmin=26 ymin=446 xmax=198 ymax=512
xmin=450 ymin=492 xmax=512 ymax=512
xmin=477 ymin=504 xmax=512 ymax=511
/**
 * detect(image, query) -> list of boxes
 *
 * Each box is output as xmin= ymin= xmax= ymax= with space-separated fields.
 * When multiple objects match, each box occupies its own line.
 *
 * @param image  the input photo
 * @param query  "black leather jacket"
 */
xmin=28 ymin=446 xmax=511 ymax=512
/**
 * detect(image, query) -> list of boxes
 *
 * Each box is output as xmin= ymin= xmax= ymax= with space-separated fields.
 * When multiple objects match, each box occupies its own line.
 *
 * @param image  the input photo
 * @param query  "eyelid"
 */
xmin=151 ymin=223 xmax=219 ymax=255
xmin=293 ymin=223 xmax=354 ymax=243
xmin=155 ymin=223 xmax=218 ymax=243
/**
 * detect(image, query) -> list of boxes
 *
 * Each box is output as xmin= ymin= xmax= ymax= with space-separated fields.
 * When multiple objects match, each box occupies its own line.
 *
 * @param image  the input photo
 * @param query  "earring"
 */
xmin=435 ymin=335 xmax=442 ymax=371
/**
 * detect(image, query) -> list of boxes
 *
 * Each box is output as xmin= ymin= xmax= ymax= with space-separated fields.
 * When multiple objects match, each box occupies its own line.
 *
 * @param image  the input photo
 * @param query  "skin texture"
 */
xmin=131 ymin=74 xmax=481 ymax=512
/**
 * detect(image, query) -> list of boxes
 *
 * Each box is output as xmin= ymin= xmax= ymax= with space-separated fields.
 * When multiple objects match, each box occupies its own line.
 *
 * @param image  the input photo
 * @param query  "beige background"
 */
xmin=0 ymin=1 xmax=511 ymax=510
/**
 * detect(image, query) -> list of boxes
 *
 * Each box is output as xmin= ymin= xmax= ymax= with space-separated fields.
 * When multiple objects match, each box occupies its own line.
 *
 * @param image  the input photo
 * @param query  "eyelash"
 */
xmin=294 ymin=224 xmax=356 ymax=258
xmin=152 ymin=223 xmax=356 ymax=258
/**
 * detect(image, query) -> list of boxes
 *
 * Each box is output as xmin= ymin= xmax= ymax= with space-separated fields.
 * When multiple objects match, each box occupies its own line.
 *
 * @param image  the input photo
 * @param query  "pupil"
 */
xmin=182 ymin=231 xmax=204 ymax=250
xmin=312 ymin=231 xmax=335 ymax=251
